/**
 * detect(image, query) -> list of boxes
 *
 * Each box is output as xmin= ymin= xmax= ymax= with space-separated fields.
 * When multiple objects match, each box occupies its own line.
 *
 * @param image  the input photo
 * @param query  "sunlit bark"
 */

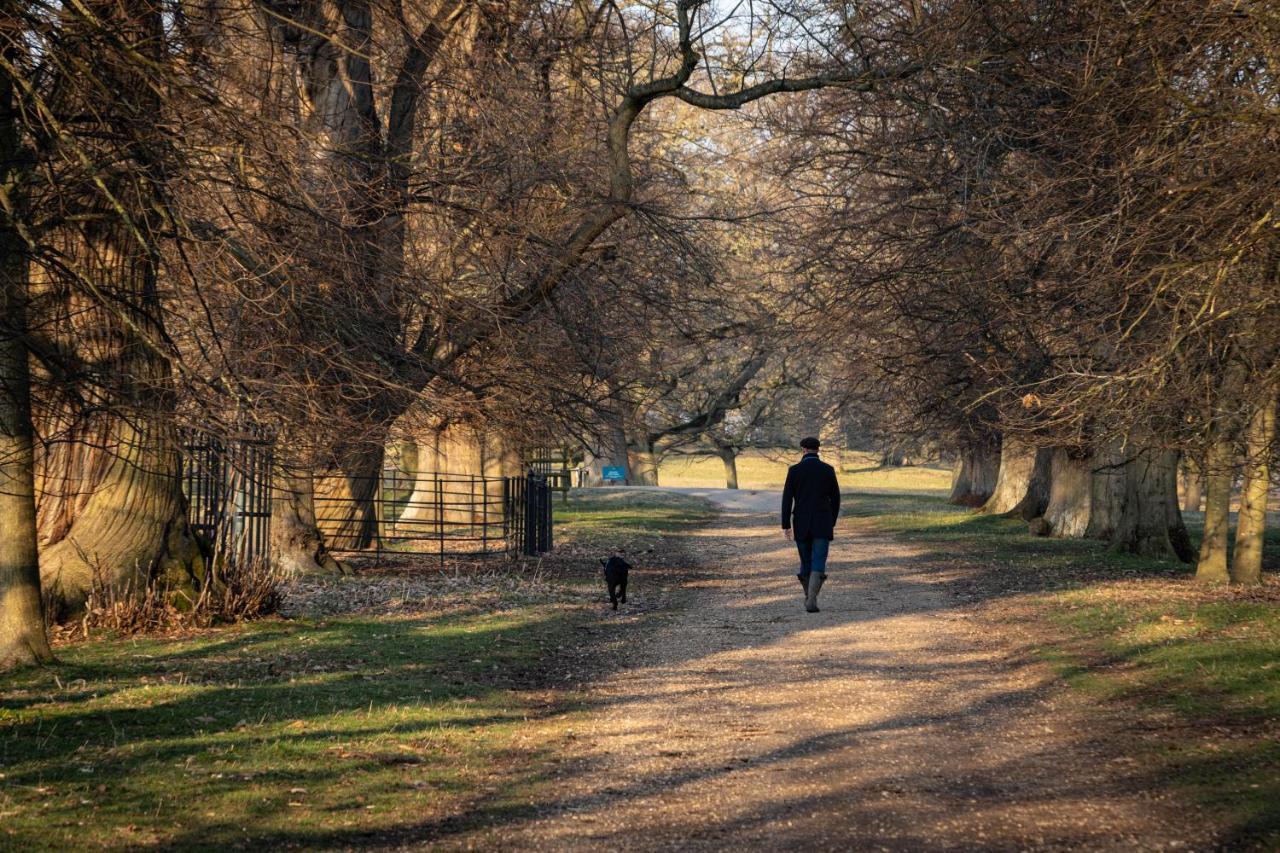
xmin=949 ymin=443 xmax=1000 ymax=507
xmin=1231 ymin=394 xmax=1275 ymax=585
xmin=0 ymin=89 xmax=54 ymax=664
xmin=1195 ymin=429 xmax=1235 ymax=583
xmin=981 ymin=438 xmax=1052 ymax=520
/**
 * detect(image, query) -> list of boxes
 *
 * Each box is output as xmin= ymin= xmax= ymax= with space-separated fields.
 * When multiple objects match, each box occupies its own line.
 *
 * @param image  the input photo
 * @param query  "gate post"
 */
xmin=524 ymin=472 xmax=537 ymax=556
xmin=523 ymin=472 xmax=552 ymax=556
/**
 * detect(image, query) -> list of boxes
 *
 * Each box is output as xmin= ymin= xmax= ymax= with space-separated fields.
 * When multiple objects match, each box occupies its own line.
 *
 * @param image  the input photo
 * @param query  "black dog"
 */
xmin=600 ymin=556 xmax=631 ymax=610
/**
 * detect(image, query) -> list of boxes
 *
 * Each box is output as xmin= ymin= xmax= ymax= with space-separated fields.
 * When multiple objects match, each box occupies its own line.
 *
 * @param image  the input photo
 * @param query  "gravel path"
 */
xmin=454 ymin=488 xmax=1208 ymax=851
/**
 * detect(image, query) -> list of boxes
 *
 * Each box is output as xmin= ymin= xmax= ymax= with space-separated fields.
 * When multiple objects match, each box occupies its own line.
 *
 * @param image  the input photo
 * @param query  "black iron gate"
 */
xmin=507 ymin=472 xmax=552 ymax=557
xmin=181 ymin=431 xmax=273 ymax=569
xmin=180 ymin=435 xmax=552 ymax=567
xmin=314 ymin=470 xmax=553 ymax=562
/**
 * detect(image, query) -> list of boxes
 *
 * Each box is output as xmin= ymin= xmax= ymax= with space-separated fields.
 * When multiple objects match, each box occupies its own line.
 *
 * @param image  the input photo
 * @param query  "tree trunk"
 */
xmin=314 ymin=441 xmax=386 ymax=551
xmin=880 ymin=446 xmax=906 ymax=467
xmin=270 ymin=463 xmax=345 ymax=576
xmin=1195 ymin=429 xmax=1235 ymax=583
xmin=718 ymin=446 xmax=739 ymax=489
xmin=34 ymin=248 xmax=203 ymax=614
xmin=480 ymin=433 xmax=524 ymax=478
xmin=1231 ymin=396 xmax=1275 ymax=585
xmin=38 ymin=416 xmax=206 ymax=616
xmin=628 ymin=441 xmax=660 ymax=486
xmin=1181 ymin=456 xmax=1204 ymax=513
xmin=949 ymin=443 xmax=1000 ymax=506
xmin=1084 ymin=440 xmax=1127 ymax=541
xmin=31 ymin=0 xmax=205 ymax=617
xmin=1042 ymin=449 xmax=1093 ymax=537
xmin=584 ymin=418 xmax=629 ymax=486
xmin=981 ymin=438 xmax=1052 ymax=520
xmin=398 ymin=425 xmax=484 ymax=525
xmin=393 ymin=438 xmax=418 ymax=477
xmin=1044 ymin=443 xmax=1168 ymax=544
xmin=1110 ymin=448 xmax=1193 ymax=562
xmin=0 ymin=115 xmax=54 ymax=665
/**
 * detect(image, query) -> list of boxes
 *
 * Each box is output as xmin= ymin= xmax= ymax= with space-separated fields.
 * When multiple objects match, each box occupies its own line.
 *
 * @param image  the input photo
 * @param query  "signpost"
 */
xmin=601 ymin=466 xmax=626 ymax=482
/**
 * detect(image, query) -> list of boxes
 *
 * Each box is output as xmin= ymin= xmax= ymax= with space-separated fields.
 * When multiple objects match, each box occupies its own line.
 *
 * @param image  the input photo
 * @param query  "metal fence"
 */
xmin=528 ymin=448 xmax=575 ymax=499
xmin=178 ymin=433 xmax=553 ymax=568
xmin=180 ymin=431 xmax=273 ymax=570
xmin=315 ymin=470 xmax=552 ymax=562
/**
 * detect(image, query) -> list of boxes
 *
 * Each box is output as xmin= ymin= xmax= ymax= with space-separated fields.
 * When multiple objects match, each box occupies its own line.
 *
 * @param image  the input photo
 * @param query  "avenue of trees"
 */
xmin=2 ymin=0 xmax=1275 ymax=669
xmin=0 ymin=0 xmax=939 ymax=667
xmin=774 ymin=1 xmax=1278 ymax=582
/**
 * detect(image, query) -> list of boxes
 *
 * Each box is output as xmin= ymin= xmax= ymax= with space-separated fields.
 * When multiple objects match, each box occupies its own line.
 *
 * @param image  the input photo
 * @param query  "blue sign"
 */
xmin=601 ymin=466 xmax=626 ymax=481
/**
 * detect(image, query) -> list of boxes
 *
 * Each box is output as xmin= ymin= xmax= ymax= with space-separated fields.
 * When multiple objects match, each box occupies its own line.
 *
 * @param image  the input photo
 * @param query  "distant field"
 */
xmin=657 ymin=448 xmax=953 ymax=494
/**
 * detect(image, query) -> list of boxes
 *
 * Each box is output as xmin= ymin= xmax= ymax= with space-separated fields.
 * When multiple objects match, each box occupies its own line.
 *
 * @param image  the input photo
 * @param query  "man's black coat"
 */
xmin=781 ymin=453 xmax=841 ymax=540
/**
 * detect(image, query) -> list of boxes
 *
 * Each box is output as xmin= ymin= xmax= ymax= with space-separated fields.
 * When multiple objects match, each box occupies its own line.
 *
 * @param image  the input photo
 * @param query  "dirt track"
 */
xmin=449 ymin=488 xmax=1209 ymax=851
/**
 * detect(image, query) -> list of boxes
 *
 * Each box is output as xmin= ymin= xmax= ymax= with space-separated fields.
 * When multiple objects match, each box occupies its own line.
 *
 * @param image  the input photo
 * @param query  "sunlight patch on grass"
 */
xmin=657 ymin=448 xmax=952 ymax=493
xmin=854 ymin=490 xmax=1280 ymax=847
xmin=556 ymin=488 xmax=718 ymax=545
xmin=0 ymin=490 xmax=712 ymax=850
xmin=0 ymin=608 xmax=577 ymax=850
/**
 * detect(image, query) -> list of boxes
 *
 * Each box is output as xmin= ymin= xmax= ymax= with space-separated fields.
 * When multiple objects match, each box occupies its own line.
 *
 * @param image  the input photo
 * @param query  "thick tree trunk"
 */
xmin=32 ymin=0 xmax=204 ymax=617
xmin=584 ymin=418 xmax=629 ymax=486
xmin=1083 ymin=441 xmax=1127 ymax=541
xmin=270 ymin=463 xmax=345 ymax=576
xmin=34 ymin=247 xmax=203 ymax=614
xmin=1231 ymin=396 xmax=1275 ymax=585
xmin=1196 ymin=430 xmax=1235 ymax=583
xmin=1181 ymin=457 xmax=1204 ymax=513
xmin=1109 ymin=448 xmax=1193 ymax=562
xmin=718 ymin=446 xmax=740 ymax=489
xmin=628 ymin=441 xmax=660 ymax=486
xmin=393 ymin=438 xmax=418 ymax=477
xmin=314 ymin=441 xmax=385 ymax=551
xmin=398 ymin=425 xmax=485 ymax=525
xmin=398 ymin=431 xmax=440 ymax=524
xmin=1042 ymin=449 xmax=1093 ymax=537
xmin=949 ymin=443 xmax=1000 ymax=506
xmin=480 ymin=433 xmax=524 ymax=478
xmin=0 ymin=160 xmax=54 ymax=666
xmin=981 ymin=438 xmax=1052 ymax=520
xmin=38 ymin=417 xmax=206 ymax=615
xmin=1044 ymin=443 xmax=1170 ymax=544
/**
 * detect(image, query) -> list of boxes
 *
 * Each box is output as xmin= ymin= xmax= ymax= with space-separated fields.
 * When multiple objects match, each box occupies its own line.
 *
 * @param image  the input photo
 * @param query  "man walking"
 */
xmin=781 ymin=436 xmax=841 ymax=613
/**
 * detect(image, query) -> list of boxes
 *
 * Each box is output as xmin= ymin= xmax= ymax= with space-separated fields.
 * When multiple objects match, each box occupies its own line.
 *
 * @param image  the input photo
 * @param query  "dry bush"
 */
xmin=49 ymin=558 xmax=281 ymax=640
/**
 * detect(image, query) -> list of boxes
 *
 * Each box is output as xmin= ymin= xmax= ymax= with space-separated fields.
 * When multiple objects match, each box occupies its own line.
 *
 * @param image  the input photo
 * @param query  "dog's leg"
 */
xmin=619 ymin=578 xmax=627 ymax=604
xmin=608 ymin=581 xmax=619 ymax=610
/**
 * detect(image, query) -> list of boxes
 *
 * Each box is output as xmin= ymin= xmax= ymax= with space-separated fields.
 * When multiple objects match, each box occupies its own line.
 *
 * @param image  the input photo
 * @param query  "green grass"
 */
xmin=0 ymin=489 xmax=715 ymax=851
xmin=852 ymin=491 xmax=1280 ymax=847
xmin=556 ymin=487 xmax=719 ymax=540
xmin=658 ymin=448 xmax=952 ymax=493
xmin=0 ymin=612 xmax=566 ymax=849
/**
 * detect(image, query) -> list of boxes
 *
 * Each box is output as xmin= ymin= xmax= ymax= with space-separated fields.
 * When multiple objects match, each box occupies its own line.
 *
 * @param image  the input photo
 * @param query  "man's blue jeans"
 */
xmin=796 ymin=537 xmax=830 ymax=578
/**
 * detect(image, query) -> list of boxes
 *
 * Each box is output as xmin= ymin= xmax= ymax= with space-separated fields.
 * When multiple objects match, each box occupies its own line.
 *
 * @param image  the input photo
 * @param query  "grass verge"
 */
xmin=848 ymin=491 xmax=1280 ymax=849
xmin=0 ymin=489 xmax=715 ymax=851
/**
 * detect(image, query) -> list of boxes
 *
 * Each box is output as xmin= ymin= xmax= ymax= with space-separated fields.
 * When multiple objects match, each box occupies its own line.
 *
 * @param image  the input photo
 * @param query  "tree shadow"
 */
xmin=4 ymin=490 xmax=1270 ymax=849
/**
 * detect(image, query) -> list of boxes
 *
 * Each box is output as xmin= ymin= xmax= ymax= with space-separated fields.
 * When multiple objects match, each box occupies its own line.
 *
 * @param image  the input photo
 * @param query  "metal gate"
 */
xmin=181 ymin=431 xmax=273 ymax=569
xmin=314 ymin=470 xmax=553 ymax=563
xmin=507 ymin=472 xmax=552 ymax=556
xmin=528 ymin=447 xmax=575 ymax=500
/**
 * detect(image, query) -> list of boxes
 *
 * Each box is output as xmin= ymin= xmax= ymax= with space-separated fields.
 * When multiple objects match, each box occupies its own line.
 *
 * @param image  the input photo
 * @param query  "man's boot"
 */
xmin=805 ymin=573 xmax=826 ymax=613
xmin=797 ymin=573 xmax=810 ymax=598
